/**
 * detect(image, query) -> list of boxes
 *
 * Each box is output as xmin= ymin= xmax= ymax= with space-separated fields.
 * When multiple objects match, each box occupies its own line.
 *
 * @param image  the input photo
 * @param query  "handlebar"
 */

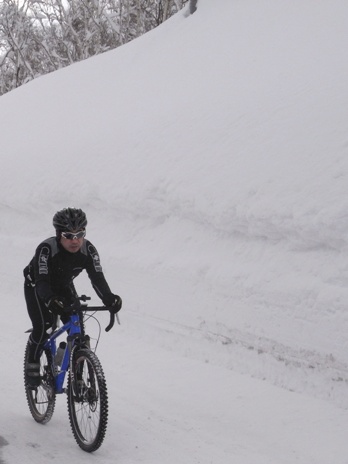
xmin=82 ymin=305 xmax=120 ymax=332
xmin=69 ymin=295 xmax=120 ymax=332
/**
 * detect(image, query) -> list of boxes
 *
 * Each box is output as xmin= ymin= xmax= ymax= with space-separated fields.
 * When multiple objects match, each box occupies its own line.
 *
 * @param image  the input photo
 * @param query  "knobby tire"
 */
xmin=67 ymin=348 xmax=108 ymax=452
xmin=24 ymin=341 xmax=56 ymax=424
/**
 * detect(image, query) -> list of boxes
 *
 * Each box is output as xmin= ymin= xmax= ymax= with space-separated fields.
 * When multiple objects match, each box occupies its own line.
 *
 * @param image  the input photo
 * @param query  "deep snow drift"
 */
xmin=1 ymin=0 xmax=348 ymax=462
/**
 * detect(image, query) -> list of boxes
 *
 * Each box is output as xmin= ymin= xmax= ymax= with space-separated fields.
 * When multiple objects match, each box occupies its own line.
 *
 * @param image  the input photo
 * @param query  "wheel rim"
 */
xmin=73 ymin=365 xmax=101 ymax=444
xmin=68 ymin=351 xmax=107 ymax=450
xmin=25 ymin=346 xmax=56 ymax=423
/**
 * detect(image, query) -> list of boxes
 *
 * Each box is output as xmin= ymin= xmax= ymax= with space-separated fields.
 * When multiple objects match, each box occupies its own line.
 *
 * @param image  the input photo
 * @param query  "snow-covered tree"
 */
xmin=0 ymin=0 xmax=188 ymax=95
xmin=0 ymin=0 xmax=37 ymax=93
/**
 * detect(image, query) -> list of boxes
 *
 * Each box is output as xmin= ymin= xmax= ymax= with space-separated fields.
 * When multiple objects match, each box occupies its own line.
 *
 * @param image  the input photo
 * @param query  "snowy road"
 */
xmin=1 ymin=0 xmax=348 ymax=461
xmin=1 ymin=280 xmax=348 ymax=464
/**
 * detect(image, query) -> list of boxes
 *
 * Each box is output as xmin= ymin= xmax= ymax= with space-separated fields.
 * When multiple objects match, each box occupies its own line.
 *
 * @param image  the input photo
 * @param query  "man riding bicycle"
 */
xmin=23 ymin=207 xmax=122 ymax=387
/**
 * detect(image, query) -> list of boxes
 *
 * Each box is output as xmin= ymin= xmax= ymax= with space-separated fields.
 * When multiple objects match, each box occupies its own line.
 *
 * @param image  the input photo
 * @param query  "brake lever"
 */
xmin=105 ymin=311 xmax=115 ymax=332
xmin=105 ymin=309 xmax=121 ymax=332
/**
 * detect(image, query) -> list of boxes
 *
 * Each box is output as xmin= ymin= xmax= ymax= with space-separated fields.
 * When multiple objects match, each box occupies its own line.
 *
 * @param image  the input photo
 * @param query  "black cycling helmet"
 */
xmin=53 ymin=207 xmax=87 ymax=232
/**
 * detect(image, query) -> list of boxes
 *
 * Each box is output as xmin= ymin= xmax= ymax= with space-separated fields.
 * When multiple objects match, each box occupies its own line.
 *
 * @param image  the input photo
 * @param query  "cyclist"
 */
xmin=23 ymin=207 xmax=122 ymax=387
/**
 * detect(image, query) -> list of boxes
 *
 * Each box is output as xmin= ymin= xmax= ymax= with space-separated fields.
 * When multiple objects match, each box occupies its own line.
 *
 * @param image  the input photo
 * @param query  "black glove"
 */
xmin=46 ymin=296 xmax=69 ymax=316
xmin=102 ymin=293 xmax=122 ymax=313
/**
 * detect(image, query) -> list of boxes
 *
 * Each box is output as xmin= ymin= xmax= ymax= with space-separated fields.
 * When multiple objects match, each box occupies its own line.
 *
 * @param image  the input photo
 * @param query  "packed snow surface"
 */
xmin=1 ymin=0 xmax=348 ymax=462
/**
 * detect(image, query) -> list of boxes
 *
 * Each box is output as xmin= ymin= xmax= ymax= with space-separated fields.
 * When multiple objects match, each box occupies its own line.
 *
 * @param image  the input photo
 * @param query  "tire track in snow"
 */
xmin=127 ymin=311 xmax=348 ymax=408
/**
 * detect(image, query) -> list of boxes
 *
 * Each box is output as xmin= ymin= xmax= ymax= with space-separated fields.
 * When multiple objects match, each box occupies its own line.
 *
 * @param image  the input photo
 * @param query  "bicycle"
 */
xmin=23 ymin=295 xmax=119 ymax=452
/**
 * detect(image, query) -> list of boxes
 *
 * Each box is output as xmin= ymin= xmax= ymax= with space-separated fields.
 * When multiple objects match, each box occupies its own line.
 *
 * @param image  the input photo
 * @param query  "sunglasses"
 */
xmin=61 ymin=230 xmax=86 ymax=240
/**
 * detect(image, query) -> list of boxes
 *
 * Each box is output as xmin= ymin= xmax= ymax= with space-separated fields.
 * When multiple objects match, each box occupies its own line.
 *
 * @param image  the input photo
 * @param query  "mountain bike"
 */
xmin=23 ymin=295 xmax=119 ymax=452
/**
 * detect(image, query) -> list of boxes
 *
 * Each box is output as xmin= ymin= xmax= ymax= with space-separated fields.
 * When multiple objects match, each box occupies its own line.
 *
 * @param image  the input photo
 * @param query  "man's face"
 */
xmin=60 ymin=230 xmax=85 ymax=253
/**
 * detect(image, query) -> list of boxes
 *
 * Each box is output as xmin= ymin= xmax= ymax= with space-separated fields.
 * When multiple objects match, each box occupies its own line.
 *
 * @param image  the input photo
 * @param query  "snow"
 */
xmin=1 ymin=0 xmax=348 ymax=461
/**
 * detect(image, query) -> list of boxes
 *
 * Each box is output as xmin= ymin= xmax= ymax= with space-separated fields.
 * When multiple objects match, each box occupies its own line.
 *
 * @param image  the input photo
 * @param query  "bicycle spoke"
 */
xmin=67 ymin=348 xmax=108 ymax=452
xmin=24 ymin=342 xmax=56 ymax=424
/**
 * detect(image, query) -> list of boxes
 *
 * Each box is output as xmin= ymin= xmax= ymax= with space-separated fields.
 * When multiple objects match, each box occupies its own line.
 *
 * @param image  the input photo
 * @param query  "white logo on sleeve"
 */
xmin=88 ymin=245 xmax=102 ymax=272
xmin=38 ymin=246 xmax=50 ymax=274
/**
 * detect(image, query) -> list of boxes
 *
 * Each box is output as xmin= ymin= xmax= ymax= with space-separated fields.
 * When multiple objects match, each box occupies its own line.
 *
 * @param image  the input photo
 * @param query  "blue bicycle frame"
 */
xmin=44 ymin=313 xmax=85 ymax=394
xmin=42 ymin=302 xmax=117 ymax=394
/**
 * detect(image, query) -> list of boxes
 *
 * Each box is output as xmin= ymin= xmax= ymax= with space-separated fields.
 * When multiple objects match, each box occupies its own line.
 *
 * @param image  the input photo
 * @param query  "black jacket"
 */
xmin=24 ymin=237 xmax=113 ymax=304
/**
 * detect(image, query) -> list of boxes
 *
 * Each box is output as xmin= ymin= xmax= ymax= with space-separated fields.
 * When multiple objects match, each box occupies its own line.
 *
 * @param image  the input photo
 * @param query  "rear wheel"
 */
xmin=24 ymin=341 xmax=56 ymax=424
xmin=67 ymin=348 xmax=108 ymax=452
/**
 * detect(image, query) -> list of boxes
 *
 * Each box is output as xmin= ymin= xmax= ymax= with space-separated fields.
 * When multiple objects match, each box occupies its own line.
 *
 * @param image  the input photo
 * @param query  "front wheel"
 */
xmin=24 ymin=341 xmax=56 ymax=424
xmin=67 ymin=348 xmax=108 ymax=452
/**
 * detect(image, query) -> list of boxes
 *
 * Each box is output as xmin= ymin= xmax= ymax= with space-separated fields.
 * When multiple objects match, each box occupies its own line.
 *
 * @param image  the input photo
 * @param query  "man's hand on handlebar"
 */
xmin=102 ymin=293 xmax=122 ymax=313
xmin=46 ymin=296 xmax=70 ymax=315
